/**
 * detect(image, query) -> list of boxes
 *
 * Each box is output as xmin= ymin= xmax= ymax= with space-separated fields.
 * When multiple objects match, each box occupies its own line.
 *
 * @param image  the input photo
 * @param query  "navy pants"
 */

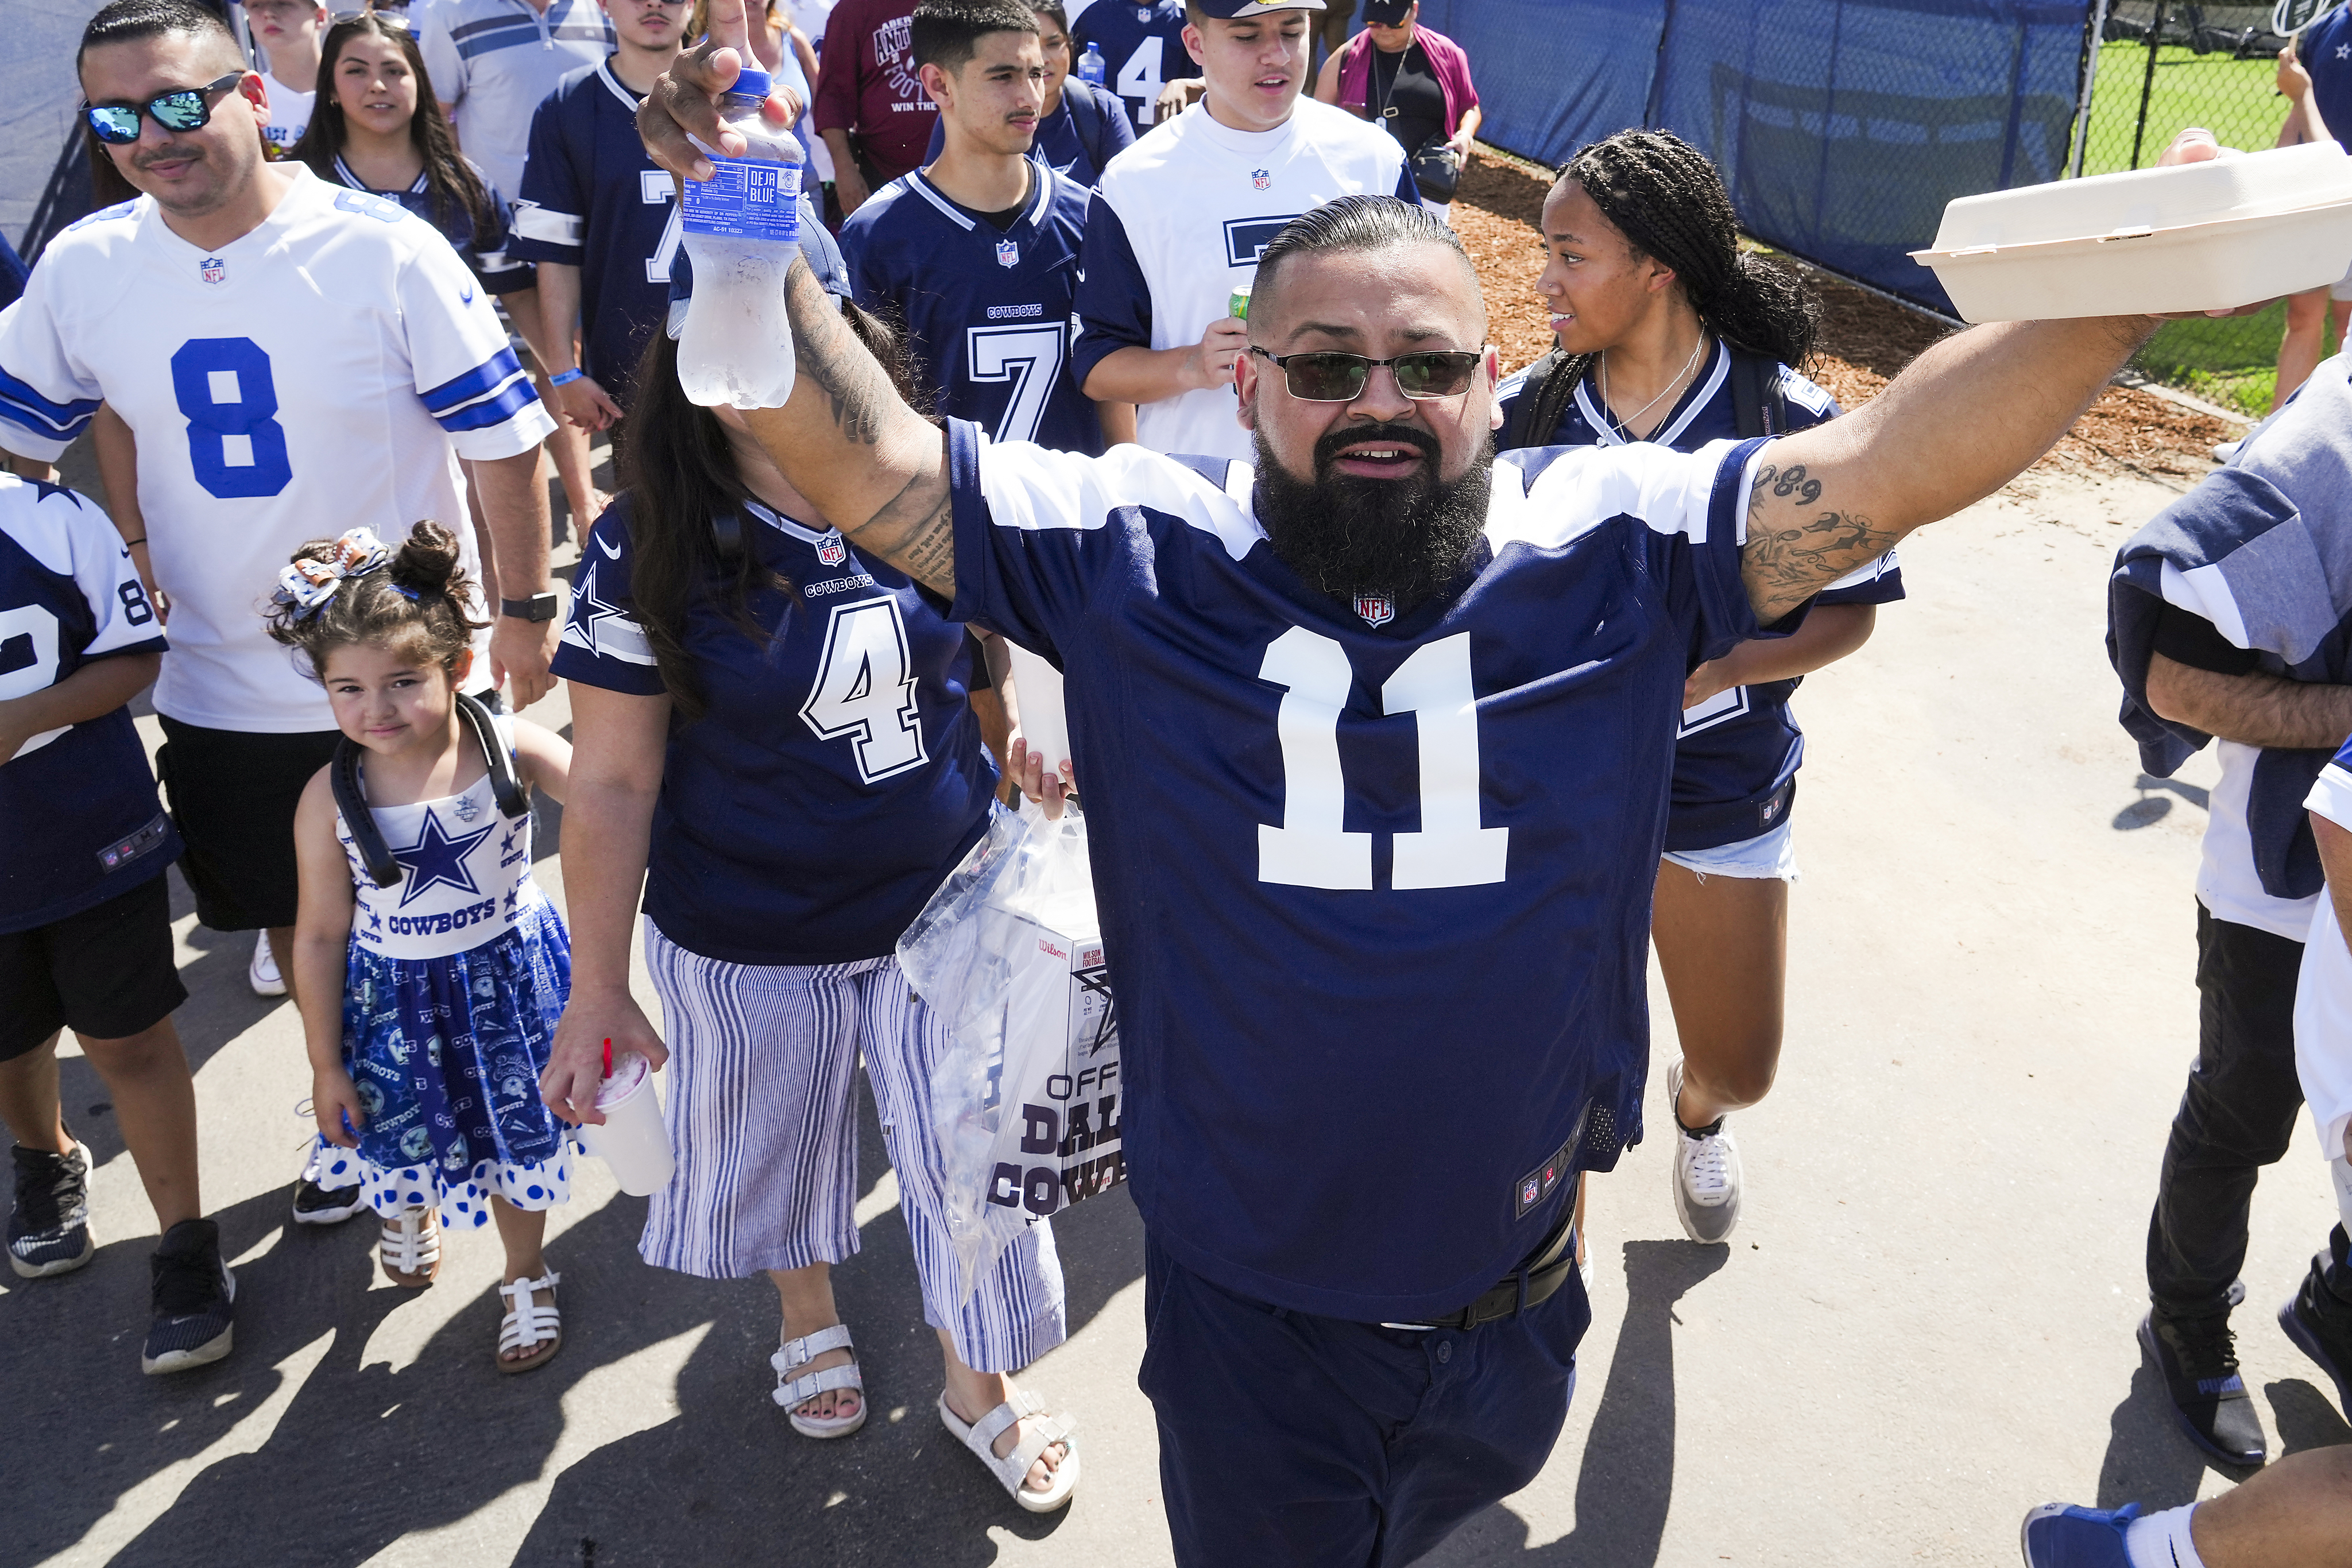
xmin=1140 ymin=1233 xmax=1589 ymax=1567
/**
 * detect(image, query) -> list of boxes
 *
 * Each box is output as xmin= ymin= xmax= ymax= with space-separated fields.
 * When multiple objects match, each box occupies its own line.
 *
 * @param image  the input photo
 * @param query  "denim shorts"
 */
xmin=1661 ymin=816 xmax=1799 ymax=882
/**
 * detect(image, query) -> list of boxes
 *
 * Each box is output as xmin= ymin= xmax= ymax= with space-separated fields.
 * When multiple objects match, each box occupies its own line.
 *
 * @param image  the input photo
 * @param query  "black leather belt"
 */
xmin=1382 ymin=1209 xmax=1580 ymax=1333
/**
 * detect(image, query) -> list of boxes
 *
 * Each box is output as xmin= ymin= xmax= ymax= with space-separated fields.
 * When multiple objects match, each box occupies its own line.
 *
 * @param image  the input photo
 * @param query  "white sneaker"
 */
xmin=249 ymin=932 xmax=287 ymax=998
xmin=2211 ymin=439 xmax=2243 ymax=464
xmin=1666 ymin=1058 xmax=1742 ymax=1244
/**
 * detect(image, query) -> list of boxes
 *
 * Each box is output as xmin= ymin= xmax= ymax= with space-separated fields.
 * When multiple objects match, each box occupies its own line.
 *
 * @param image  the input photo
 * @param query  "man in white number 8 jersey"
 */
xmin=0 ymin=0 xmax=557 ymax=1073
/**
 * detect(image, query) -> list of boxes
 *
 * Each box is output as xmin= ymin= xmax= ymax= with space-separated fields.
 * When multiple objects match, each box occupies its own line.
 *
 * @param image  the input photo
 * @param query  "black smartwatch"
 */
xmin=500 ymin=590 xmax=560 ymax=623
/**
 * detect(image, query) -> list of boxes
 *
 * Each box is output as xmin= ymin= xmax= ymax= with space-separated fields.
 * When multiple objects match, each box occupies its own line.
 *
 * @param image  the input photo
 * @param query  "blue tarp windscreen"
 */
xmin=1415 ymin=0 xmax=2091 ymax=314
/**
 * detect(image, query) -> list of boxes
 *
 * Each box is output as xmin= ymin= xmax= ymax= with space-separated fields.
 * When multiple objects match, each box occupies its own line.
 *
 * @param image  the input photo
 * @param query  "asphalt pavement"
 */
xmin=7 ymin=462 xmax=2349 ymax=1568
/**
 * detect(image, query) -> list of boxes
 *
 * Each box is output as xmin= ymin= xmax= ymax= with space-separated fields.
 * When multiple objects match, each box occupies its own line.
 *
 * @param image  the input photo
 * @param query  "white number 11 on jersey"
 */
xmin=1257 ymin=626 xmax=1508 ymax=891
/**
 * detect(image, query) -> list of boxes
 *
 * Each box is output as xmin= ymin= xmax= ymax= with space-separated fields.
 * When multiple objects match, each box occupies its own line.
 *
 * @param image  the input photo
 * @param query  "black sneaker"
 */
xmin=2139 ymin=1308 xmax=2266 ymax=1465
xmin=144 ymin=1218 xmax=235 ymax=1375
xmin=2278 ymin=1255 xmax=2352 ymax=1420
xmin=291 ymin=1175 xmax=365 ymax=1226
xmin=9 ymin=1141 xmax=95 ymax=1279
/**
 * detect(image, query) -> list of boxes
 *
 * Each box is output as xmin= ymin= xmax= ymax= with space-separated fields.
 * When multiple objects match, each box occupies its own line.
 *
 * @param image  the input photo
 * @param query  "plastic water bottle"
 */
xmin=676 ymin=68 xmax=804 ymax=408
xmin=1077 ymin=41 xmax=1106 ymax=87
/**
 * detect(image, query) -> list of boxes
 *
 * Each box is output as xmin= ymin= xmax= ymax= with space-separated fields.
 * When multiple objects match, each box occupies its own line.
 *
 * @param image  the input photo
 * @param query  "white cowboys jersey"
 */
xmin=0 ymin=166 xmax=556 ymax=731
xmin=1074 ymin=98 xmax=1413 ymax=461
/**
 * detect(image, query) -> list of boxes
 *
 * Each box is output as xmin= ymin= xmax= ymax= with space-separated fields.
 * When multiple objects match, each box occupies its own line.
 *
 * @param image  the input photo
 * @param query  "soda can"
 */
xmin=1228 ymin=283 xmax=1252 ymax=322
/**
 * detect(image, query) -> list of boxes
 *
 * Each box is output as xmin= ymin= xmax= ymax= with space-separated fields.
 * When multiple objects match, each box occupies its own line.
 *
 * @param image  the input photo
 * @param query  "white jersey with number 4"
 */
xmin=0 ymin=165 xmax=556 ymax=732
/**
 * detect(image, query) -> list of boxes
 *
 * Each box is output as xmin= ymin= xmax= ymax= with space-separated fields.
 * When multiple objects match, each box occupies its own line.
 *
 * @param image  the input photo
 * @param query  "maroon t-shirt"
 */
xmin=811 ymin=0 xmax=938 ymax=185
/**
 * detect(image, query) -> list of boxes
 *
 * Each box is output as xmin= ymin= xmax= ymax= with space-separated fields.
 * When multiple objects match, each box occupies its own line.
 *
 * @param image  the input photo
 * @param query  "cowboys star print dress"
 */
xmin=311 ymin=725 xmax=574 ymax=1226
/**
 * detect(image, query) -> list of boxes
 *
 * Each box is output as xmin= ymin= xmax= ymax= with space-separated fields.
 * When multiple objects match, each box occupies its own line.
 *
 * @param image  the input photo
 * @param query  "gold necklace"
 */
xmin=1599 ymin=332 xmax=1708 ymax=440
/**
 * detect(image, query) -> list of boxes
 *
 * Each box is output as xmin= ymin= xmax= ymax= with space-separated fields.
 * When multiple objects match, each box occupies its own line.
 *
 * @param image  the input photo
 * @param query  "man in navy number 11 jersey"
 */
xmin=841 ymin=0 xmax=1127 ymax=455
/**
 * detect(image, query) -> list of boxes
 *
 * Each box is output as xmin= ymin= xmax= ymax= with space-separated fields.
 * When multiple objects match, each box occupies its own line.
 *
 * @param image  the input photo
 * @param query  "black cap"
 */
xmin=1361 ymin=0 xmax=1413 ymax=23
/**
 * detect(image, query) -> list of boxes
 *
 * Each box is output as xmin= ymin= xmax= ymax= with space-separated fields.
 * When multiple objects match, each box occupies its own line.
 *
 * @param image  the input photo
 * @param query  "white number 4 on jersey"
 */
xmin=801 ymin=598 xmax=930 ymax=784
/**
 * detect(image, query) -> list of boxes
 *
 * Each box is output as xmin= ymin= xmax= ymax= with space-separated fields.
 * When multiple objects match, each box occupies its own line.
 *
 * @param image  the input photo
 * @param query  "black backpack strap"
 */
xmin=331 ymin=740 xmax=403 ymax=889
xmin=1728 ymin=347 xmax=1790 ymax=438
xmin=1508 ymin=349 xmax=1581 ymax=450
xmin=454 ymin=691 xmax=530 ymax=820
xmin=1069 ymin=85 xmax=1108 ymax=179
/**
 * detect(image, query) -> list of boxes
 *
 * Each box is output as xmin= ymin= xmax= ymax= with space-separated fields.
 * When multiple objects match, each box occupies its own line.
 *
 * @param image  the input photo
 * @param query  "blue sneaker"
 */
xmin=2020 ymin=1502 xmax=2137 ymax=1567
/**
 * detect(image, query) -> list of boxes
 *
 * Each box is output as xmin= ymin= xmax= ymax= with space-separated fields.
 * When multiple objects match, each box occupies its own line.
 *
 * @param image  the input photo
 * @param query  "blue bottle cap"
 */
xmin=727 ymin=67 xmax=772 ymax=100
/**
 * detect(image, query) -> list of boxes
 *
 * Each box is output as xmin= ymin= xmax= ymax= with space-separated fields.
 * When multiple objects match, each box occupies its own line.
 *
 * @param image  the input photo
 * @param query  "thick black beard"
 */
xmin=1252 ymin=421 xmax=1494 ymax=614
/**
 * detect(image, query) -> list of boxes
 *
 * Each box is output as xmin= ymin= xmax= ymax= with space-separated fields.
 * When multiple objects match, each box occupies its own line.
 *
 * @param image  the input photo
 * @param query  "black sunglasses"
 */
xmin=84 ymin=72 xmax=247 ymax=145
xmin=1247 ymin=346 xmax=1483 ymax=402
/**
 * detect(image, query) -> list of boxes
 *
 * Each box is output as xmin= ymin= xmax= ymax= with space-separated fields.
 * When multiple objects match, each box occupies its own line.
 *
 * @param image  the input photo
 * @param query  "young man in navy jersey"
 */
xmin=922 ymin=3 xmax=1136 ymax=188
xmin=0 ymin=474 xmax=230 ymax=1375
xmin=653 ymin=22 xmax=2206 ymax=1532
xmin=843 ymin=0 xmax=1129 ymax=453
xmin=1071 ymin=0 xmax=1187 ymax=134
xmin=511 ymin=0 xmax=691 ymax=427
xmin=1073 ymin=0 xmax=1417 ymax=460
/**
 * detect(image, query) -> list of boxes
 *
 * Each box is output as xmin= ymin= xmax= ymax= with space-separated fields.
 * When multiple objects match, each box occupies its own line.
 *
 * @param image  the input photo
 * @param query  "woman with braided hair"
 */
xmin=1498 ymin=127 xmax=1904 ymax=1253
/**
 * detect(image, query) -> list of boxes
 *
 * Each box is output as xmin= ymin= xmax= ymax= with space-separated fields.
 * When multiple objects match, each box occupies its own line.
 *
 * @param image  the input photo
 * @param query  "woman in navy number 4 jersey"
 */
xmin=1497 ymin=130 xmax=1903 ymax=1254
xmin=540 ymin=268 xmax=1080 ymax=1511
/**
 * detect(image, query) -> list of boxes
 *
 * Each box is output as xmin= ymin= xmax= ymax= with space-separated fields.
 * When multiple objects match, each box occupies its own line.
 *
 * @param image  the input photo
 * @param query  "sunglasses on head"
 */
xmin=84 ymin=72 xmax=247 ymax=145
xmin=1247 ymin=346 xmax=1483 ymax=402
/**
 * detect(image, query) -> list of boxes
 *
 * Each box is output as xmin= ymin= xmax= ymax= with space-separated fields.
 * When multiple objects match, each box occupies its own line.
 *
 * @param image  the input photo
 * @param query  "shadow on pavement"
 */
xmin=2 ymin=1077 xmax=1144 ymax=1568
xmin=2265 ymin=1377 xmax=2352 ymax=1454
xmin=1423 ymin=1239 xmax=1729 ymax=1566
xmin=508 ymin=1082 xmax=1146 ymax=1567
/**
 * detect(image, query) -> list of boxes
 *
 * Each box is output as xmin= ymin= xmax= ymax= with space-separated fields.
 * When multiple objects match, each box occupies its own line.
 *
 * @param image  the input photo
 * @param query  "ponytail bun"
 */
xmin=389 ymin=519 xmax=470 ymax=603
xmin=263 ymin=518 xmax=487 ymax=678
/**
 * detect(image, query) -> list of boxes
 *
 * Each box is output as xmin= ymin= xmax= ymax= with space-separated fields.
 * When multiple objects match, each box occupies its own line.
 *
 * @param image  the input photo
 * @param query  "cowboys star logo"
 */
xmin=1354 ymin=593 xmax=1394 ymax=628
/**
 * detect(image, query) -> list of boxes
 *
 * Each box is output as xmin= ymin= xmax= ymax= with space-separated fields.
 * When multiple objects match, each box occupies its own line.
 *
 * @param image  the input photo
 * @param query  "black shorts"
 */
xmin=155 ymin=715 xmax=341 ymax=932
xmin=1 ymin=872 xmax=187 ymax=1059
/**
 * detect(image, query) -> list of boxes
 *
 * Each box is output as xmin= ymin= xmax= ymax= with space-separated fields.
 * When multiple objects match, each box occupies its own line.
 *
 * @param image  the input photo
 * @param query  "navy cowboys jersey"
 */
xmin=510 ymin=59 xmax=678 ymax=402
xmin=0 ymin=477 xmax=178 ymax=933
xmin=841 ymin=158 xmax=1104 ymax=455
xmin=947 ymin=421 xmax=1784 ymax=1319
xmin=922 ymin=78 xmax=1139 ymax=189
xmin=1071 ymin=0 xmax=1189 ymax=135
xmin=328 ymin=156 xmax=535 ymax=296
xmin=549 ymin=495 xmax=996 ymax=967
xmin=1496 ymin=343 xmax=1903 ymax=850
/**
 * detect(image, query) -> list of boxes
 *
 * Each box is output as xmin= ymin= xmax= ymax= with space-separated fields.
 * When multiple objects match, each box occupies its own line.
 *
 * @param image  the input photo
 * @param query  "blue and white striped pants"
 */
xmin=640 ymin=919 xmax=1066 ymax=1373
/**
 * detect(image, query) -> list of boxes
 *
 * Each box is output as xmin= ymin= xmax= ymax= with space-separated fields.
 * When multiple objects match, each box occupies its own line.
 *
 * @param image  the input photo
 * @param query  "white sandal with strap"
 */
xmin=379 ymin=1206 xmax=440 ymax=1287
xmin=938 ymin=1388 xmax=1080 ymax=1513
xmin=771 ymin=1323 xmax=866 ymax=1438
xmin=496 ymin=1271 xmax=563 ymax=1374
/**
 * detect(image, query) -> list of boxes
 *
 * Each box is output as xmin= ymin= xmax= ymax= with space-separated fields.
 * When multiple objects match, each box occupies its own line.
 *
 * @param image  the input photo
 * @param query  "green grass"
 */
xmin=2075 ymin=40 xmax=2308 ymax=413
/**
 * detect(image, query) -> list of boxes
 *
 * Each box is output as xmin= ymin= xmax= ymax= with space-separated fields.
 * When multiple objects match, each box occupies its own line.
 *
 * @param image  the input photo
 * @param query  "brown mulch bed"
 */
xmin=1453 ymin=148 xmax=2238 ymax=481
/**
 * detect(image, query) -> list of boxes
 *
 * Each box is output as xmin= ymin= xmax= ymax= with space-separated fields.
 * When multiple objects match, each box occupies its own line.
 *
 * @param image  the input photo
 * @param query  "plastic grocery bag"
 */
xmin=899 ymin=798 xmax=1123 ymax=1304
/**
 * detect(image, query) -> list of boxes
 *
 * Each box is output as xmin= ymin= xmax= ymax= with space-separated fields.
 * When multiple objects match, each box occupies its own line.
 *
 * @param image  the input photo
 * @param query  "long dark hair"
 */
xmin=1555 ymin=129 xmax=1819 ymax=374
xmin=620 ymin=303 xmax=934 ymax=724
xmin=291 ymin=13 xmax=493 ymax=235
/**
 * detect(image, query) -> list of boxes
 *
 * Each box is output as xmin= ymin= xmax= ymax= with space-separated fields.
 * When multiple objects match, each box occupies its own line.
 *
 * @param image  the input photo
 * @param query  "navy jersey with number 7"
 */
xmin=947 ymin=422 xmax=1787 ymax=1321
xmin=841 ymin=157 xmax=1105 ymax=455
xmin=510 ymin=59 xmax=681 ymax=404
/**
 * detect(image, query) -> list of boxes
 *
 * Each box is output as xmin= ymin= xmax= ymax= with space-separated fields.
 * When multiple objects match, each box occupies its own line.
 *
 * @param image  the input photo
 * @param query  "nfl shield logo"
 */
xmin=1521 ymin=1177 xmax=1542 ymax=1208
xmin=1251 ymin=168 xmax=1272 ymax=191
xmin=996 ymin=239 xmax=1019 ymax=268
xmin=200 ymin=255 xmax=226 ymax=285
xmin=817 ymin=532 xmax=848 ymax=566
xmin=1354 ymin=593 xmax=1394 ymax=628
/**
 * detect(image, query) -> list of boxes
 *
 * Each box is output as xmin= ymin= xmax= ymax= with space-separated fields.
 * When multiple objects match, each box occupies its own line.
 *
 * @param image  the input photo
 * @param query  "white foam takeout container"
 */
xmin=1910 ymin=140 xmax=2352 ymax=322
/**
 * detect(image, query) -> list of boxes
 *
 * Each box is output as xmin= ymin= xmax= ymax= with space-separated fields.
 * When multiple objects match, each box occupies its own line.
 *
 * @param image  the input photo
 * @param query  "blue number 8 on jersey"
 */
xmin=169 ymin=338 xmax=293 ymax=500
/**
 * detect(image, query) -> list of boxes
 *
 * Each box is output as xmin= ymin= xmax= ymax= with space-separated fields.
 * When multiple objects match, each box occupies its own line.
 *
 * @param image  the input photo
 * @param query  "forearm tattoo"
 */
xmin=785 ymin=266 xmax=891 ymax=447
xmin=1742 ymin=462 xmax=1900 ymax=622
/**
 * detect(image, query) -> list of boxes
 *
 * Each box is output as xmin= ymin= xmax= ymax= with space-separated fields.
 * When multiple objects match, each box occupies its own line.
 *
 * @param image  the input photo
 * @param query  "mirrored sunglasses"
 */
xmin=1247 ymin=346 xmax=1483 ymax=402
xmin=84 ymin=72 xmax=247 ymax=145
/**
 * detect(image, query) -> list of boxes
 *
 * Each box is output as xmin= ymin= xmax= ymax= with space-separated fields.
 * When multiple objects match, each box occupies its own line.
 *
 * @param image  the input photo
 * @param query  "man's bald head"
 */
xmin=1248 ymin=196 xmax=1487 ymax=344
xmin=79 ymin=0 xmax=244 ymax=81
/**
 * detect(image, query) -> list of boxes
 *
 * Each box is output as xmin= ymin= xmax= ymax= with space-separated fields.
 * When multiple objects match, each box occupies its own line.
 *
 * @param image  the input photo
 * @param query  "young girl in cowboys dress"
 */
xmin=273 ymin=522 xmax=578 ymax=1372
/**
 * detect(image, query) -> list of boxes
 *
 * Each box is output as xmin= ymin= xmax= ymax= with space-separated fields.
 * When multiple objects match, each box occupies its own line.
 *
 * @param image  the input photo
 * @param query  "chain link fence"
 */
xmin=2080 ymin=2 xmax=2334 ymax=413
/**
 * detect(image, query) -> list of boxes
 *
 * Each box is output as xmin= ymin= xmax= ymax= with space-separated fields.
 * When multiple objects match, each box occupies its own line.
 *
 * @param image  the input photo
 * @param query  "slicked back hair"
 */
xmin=1251 ymin=195 xmax=1484 ymax=338
xmin=912 ymin=0 xmax=1041 ymax=75
xmin=79 ymin=0 xmax=241 ymax=76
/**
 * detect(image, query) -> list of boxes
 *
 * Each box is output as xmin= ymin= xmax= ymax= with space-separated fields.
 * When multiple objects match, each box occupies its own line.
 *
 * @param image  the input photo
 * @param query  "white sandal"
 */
xmin=938 ymin=1387 xmax=1080 ymax=1513
xmin=379 ymin=1206 xmax=440 ymax=1287
xmin=496 ymin=1271 xmax=562 ymax=1374
xmin=771 ymin=1323 xmax=866 ymax=1438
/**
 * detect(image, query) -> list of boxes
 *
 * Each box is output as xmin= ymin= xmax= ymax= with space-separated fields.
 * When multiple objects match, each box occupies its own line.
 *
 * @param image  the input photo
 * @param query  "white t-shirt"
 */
xmin=1076 ymin=97 xmax=1411 ymax=461
xmin=260 ymin=70 xmax=316 ymax=157
xmin=0 ymin=166 xmax=556 ymax=731
xmin=2299 ymin=752 xmax=2352 ymax=1164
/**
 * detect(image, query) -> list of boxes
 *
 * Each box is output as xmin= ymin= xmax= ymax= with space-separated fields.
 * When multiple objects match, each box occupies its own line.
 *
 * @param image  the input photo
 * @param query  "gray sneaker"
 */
xmin=1666 ymin=1058 xmax=1742 ymax=1244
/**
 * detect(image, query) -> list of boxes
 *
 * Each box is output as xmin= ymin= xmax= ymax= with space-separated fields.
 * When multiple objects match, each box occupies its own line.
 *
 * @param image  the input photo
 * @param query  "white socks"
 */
xmin=2123 ymin=1503 xmax=2207 ymax=1568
